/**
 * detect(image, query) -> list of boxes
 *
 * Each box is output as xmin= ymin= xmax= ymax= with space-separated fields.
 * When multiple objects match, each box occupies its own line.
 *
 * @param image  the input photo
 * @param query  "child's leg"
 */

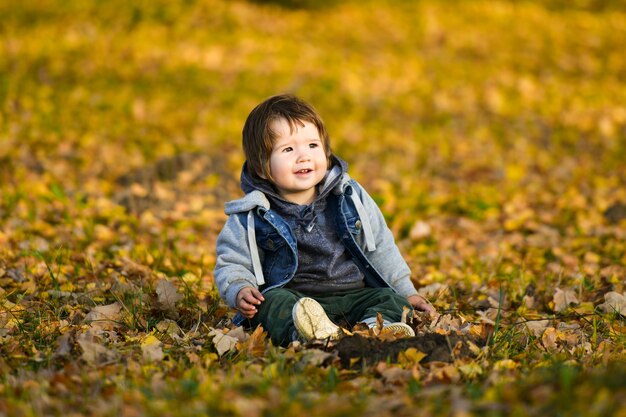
xmin=317 ymin=287 xmax=412 ymax=327
xmin=249 ymin=288 xmax=302 ymax=347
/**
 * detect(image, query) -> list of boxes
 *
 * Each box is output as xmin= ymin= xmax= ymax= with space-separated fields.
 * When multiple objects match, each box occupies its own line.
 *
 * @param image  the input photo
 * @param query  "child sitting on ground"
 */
xmin=214 ymin=94 xmax=436 ymax=346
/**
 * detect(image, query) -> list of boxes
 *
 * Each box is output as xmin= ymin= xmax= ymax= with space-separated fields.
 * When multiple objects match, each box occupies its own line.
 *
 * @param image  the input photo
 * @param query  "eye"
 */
xmin=309 ymin=143 xmax=319 ymax=148
xmin=281 ymin=147 xmax=293 ymax=153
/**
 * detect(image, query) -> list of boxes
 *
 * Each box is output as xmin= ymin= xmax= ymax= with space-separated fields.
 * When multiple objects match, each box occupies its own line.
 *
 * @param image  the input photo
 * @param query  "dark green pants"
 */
xmin=248 ymin=287 xmax=412 ymax=347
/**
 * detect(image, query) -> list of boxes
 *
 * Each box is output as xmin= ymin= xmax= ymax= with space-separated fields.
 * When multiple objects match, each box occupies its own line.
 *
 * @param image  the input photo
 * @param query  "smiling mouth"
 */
xmin=295 ymin=169 xmax=312 ymax=174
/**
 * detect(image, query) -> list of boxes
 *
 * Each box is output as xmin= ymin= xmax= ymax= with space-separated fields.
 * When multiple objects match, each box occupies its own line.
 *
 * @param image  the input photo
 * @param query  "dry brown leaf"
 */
xmin=424 ymin=361 xmax=461 ymax=384
xmin=598 ymin=291 xmax=626 ymax=316
xmin=431 ymin=313 xmax=463 ymax=332
xmin=227 ymin=326 xmax=250 ymax=343
xmin=84 ymin=302 xmax=123 ymax=330
xmin=525 ymin=319 xmax=550 ymax=337
xmin=54 ymin=333 xmax=73 ymax=358
xmin=209 ymin=328 xmax=239 ymax=356
xmin=156 ymin=279 xmax=183 ymax=315
xmin=541 ymin=327 xmax=566 ymax=351
xmin=299 ymin=349 xmax=336 ymax=367
xmin=419 ymin=283 xmax=448 ymax=299
xmin=156 ymin=319 xmax=183 ymax=339
xmin=409 ymin=220 xmax=432 ymax=240
xmin=375 ymin=362 xmax=412 ymax=386
xmin=77 ymin=331 xmax=118 ymax=365
xmin=237 ymin=326 xmax=267 ymax=358
xmin=476 ymin=309 xmax=498 ymax=325
xmin=553 ymin=288 xmax=579 ymax=312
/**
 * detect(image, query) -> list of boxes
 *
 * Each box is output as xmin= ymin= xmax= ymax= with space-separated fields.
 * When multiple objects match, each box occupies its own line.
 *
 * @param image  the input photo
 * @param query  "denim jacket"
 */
xmin=214 ymin=173 xmax=418 ymax=325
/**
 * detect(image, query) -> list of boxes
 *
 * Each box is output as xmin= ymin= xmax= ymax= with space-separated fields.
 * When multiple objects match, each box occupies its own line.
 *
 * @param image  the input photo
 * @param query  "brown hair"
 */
xmin=242 ymin=94 xmax=331 ymax=181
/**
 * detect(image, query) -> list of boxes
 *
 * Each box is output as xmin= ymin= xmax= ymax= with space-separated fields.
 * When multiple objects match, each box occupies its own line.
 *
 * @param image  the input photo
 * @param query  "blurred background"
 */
xmin=1 ymin=0 xmax=625 ymax=293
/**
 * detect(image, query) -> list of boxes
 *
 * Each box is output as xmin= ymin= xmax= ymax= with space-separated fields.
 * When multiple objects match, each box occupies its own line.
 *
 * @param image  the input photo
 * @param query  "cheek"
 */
xmin=317 ymin=151 xmax=329 ymax=170
xmin=269 ymin=155 xmax=288 ymax=177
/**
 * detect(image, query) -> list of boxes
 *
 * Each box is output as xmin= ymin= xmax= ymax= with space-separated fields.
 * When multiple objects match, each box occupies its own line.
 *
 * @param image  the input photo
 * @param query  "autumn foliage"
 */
xmin=1 ymin=0 xmax=626 ymax=416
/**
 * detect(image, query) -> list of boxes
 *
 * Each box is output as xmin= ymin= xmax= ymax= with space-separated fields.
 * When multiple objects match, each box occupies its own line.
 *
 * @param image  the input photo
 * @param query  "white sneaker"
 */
xmin=292 ymin=297 xmax=342 ymax=341
xmin=382 ymin=322 xmax=415 ymax=337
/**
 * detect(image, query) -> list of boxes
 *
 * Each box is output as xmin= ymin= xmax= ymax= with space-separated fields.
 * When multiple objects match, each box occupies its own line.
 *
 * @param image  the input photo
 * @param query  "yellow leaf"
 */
xmin=141 ymin=334 xmax=161 ymax=346
xmin=181 ymin=272 xmax=199 ymax=284
xmin=398 ymin=347 xmax=427 ymax=367
xmin=94 ymin=224 xmax=115 ymax=242
xmin=141 ymin=334 xmax=164 ymax=362
xmin=493 ymin=359 xmax=518 ymax=371
xmin=459 ymin=362 xmax=483 ymax=378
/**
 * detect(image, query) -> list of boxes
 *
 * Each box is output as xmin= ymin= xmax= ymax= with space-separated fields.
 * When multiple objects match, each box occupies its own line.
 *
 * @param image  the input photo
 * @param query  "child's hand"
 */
xmin=407 ymin=294 xmax=437 ymax=315
xmin=236 ymin=287 xmax=265 ymax=318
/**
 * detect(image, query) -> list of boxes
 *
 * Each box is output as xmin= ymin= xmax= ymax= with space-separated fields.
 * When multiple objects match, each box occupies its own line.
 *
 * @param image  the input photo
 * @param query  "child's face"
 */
xmin=268 ymin=117 xmax=328 ymax=205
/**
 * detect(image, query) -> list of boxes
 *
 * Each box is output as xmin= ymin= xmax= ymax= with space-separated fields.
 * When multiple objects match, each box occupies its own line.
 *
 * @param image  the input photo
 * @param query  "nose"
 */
xmin=296 ymin=146 xmax=311 ymax=162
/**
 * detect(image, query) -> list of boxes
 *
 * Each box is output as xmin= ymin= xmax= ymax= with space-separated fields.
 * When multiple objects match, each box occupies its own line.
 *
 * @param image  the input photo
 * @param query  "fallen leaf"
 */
xmin=458 ymin=362 xmax=483 ymax=379
xmin=553 ymin=288 xmax=579 ymax=312
xmin=156 ymin=279 xmax=183 ymax=317
xmin=77 ymin=331 xmax=118 ymax=365
xmin=409 ymin=220 xmax=431 ymax=240
xmin=493 ymin=359 xmax=519 ymax=371
xmin=597 ymin=292 xmax=626 ymax=316
xmin=299 ymin=349 xmax=336 ymax=367
xmin=375 ymin=362 xmax=412 ymax=385
xmin=398 ymin=347 xmax=427 ymax=367
xmin=209 ymin=328 xmax=239 ymax=356
xmin=84 ymin=302 xmax=123 ymax=330
xmin=141 ymin=334 xmax=165 ymax=362
xmin=232 ymin=397 xmax=267 ymax=417
xmin=541 ymin=327 xmax=566 ymax=351
xmin=226 ymin=326 xmax=250 ymax=343
xmin=424 ymin=361 xmax=460 ymax=384
xmin=156 ymin=319 xmax=183 ymax=338
xmin=237 ymin=326 xmax=267 ymax=358
xmin=525 ymin=319 xmax=550 ymax=337
xmin=54 ymin=332 xmax=74 ymax=358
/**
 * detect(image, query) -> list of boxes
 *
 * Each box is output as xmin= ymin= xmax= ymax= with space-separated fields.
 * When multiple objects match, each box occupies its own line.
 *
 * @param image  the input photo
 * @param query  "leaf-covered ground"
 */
xmin=2 ymin=0 xmax=626 ymax=415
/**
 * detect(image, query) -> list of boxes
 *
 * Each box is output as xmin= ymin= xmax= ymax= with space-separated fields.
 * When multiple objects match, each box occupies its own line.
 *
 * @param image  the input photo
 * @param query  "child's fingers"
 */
xmin=238 ymin=287 xmax=264 ymax=303
xmin=238 ymin=297 xmax=259 ymax=312
xmin=242 ymin=292 xmax=262 ymax=305
xmin=238 ymin=303 xmax=257 ymax=318
xmin=249 ymin=287 xmax=265 ymax=302
xmin=408 ymin=294 xmax=437 ymax=313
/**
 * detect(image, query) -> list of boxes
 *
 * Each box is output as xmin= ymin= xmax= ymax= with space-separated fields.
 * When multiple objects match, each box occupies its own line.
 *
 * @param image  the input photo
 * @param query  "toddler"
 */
xmin=214 ymin=94 xmax=435 ymax=346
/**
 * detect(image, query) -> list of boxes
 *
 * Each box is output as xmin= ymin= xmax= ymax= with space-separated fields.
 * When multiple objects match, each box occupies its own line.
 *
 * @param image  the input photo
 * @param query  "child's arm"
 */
xmin=352 ymin=181 xmax=437 ymax=313
xmin=214 ymin=213 xmax=261 ymax=311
